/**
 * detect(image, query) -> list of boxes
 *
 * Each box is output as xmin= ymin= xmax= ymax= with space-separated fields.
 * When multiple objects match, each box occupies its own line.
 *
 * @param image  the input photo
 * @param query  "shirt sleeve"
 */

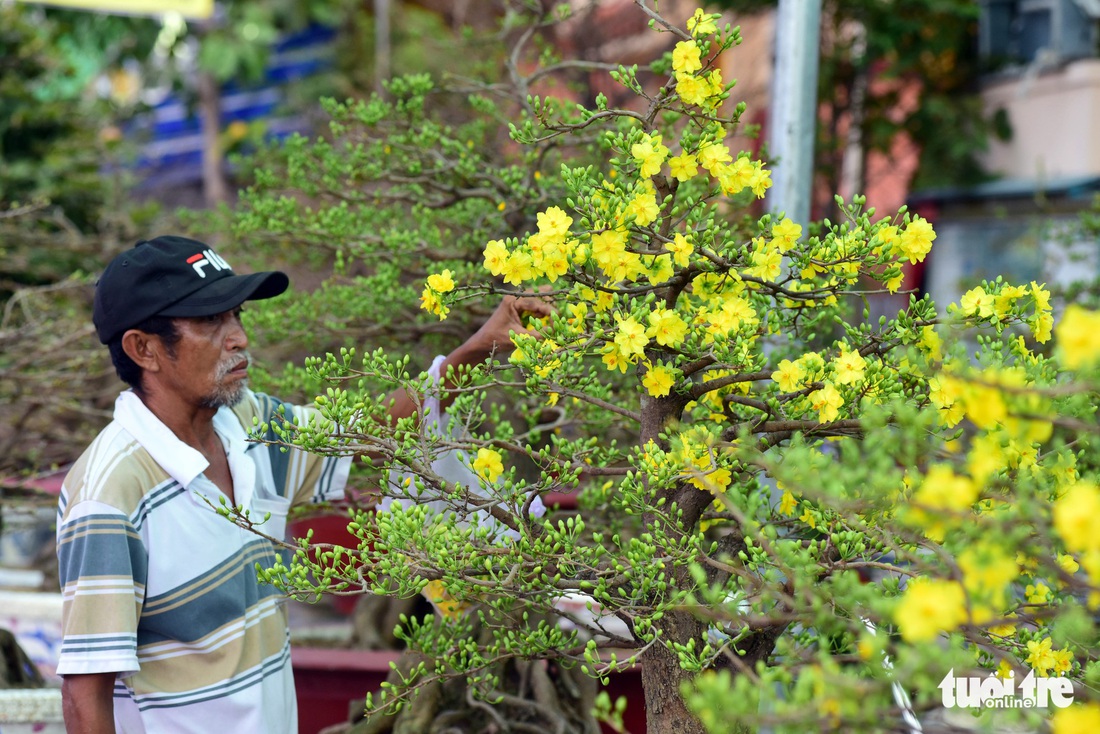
xmin=55 ymin=498 xmax=146 ymax=677
xmin=247 ymin=392 xmax=353 ymax=508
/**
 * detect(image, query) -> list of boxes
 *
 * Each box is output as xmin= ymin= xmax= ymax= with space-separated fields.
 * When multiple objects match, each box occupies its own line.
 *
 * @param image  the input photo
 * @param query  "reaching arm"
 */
xmin=383 ymin=294 xmax=552 ymax=424
xmin=62 ymin=672 xmax=117 ymax=734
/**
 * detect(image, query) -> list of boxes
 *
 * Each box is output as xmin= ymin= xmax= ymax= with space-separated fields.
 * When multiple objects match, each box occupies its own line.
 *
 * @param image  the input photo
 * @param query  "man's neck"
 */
xmin=134 ymin=386 xmax=221 ymax=453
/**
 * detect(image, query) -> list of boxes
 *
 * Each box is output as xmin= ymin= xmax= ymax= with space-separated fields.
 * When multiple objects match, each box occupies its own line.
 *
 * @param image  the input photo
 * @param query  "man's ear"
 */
xmin=121 ymin=330 xmax=164 ymax=374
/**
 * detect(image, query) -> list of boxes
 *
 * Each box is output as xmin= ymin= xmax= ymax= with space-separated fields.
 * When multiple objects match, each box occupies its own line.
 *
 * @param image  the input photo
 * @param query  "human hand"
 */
xmin=467 ymin=292 xmax=554 ymax=356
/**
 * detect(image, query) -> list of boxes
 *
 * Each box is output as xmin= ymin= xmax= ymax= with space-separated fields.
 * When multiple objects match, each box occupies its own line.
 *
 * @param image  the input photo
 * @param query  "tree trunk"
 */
xmin=198 ymin=70 xmax=229 ymax=207
xmin=639 ymin=611 xmax=709 ymax=734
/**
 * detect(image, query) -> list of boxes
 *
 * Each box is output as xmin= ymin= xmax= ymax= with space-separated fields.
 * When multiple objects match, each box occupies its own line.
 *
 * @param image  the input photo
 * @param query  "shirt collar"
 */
xmin=112 ymin=390 xmax=242 ymax=490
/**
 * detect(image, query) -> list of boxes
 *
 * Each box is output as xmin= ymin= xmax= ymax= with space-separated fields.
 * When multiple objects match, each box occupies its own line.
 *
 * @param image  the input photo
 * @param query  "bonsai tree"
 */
xmin=221 ymin=2 xmax=1100 ymax=732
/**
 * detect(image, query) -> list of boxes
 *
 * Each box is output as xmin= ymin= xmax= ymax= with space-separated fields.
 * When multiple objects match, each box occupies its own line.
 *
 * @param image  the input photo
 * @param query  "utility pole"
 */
xmin=767 ymin=0 xmax=821 ymax=226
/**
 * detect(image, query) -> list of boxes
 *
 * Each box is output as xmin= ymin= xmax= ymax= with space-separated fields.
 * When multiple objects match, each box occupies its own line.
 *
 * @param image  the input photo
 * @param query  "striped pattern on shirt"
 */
xmin=56 ymin=389 xmax=350 ymax=734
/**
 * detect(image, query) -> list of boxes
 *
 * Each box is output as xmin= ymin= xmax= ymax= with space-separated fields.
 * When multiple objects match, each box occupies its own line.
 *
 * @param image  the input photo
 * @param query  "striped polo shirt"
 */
xmin=56 ymin=389 xmax=350 ymax=733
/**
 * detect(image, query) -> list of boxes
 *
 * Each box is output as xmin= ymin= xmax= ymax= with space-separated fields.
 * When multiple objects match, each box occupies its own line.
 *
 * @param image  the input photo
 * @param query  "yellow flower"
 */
xmin=697 ymin=141 xmax=733 ymax=174
xmin=746 ymin=242 xmax=782 ymax=281
xmin=960 ymin=286 xmax=995 ymax=319
xmin=615 ymin=316 xmax=649 ymax=358
xmin=987 ymin=614 xmax=1017 ymax=638
xmin=687 ymin=8 xmax=718 ymax=36
xmin=1026 ymin=637 xmax=1056 ymax=675
xmin=631 ymin=133 xmax=670 ymax=178
xmin=772 ymin=359 xmax=805 ymax=393
xmin=833 ymin=347 xmax=867 ymax=386
xmin=896 ymin=216 xmax=936 ymax=263
xmin=601 ymin=343 xmax=632 ymax=373
xmin=419 ymin=287 xmax=448 ymax=320
xmin=647 ymin=308 xmax=688 ymax=348
xmin=667 ymin=232 xmax=694 ymax=267
xmin=778 ymin=490 xmax=798 ymax=516
xmin=536 ymin=206 xmax=573 ymax=237
xmin=483 ymin=239 xmax=509 ymax=276
xmin=627 ymin=189 xmax=660 ymax=226
xmin=1032 ymin=310 xmax=1054 ymax=344
xmin=1056 ymin=304 xmax=1100 ymax=369
xmin=1052 ymin=704 xmax=1100 ymax=734
xmin=472 ymin=448 xmax=504 ymax=483
xmin=668 ymin=152 xmax=698 ymax=181
xmin=894 ymin=578 xmax=967 ymax=642
xmin=749 ymin=163 xmax=772 ymax=198
xmin=426 ymin=269 xmax=455 ymax=293
xmin=672 ymin=40 xmax=703 ymax=74
xmin=799 ymin=507 xmax=817 ymax=529
xmin=919 ymin=326 xmax=943 ymax=361
xmin=913 ymin=464 xmax=978 ymax=513
xmin=1052 ymin=648 xmax=1074 ymax=676
xmin=500 ymin=251 xmax=535 ymax=285
xmin=771 ymin=217 xmax=802 ymax=253
xmin=1025 ymin=582 xmax=1052 ymax=605
xmin=1058 ymin=554 xmax=1081 ymax=575
xmin=993 ymin=283 xmax=1026 ymax=318
xmin=676 ymin=73 xmax=709 ymax=106
xmin=1054 ymin=482 xmax=1100 ymax=553
xmin=643 ymin=364 xmax=677 ymax=398
xmin=808 ymin=381 xmax=844 ymax=423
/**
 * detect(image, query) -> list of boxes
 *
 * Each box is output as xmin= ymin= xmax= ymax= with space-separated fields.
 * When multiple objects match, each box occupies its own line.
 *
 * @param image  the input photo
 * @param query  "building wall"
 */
xmin=982 ymin=59 xmax=1100 ymax=179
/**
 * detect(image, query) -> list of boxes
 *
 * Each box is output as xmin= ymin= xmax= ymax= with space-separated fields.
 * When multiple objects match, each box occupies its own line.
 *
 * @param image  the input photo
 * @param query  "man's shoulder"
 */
xmin=62 ymin=421 xmax=175 ymax=516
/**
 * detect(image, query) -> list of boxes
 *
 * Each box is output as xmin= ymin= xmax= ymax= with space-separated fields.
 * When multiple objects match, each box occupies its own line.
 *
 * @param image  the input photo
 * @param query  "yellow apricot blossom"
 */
xmin=687 ymin=8 xmax=718 ymax=36
xmin=771 ymin=217 xmax=802 ymax=253
xmin=746 ymin=242 xmax=782 ymax=281
xmin=896 ymin=216 xmax=936 ymax=263
xmin=894 ymin=578 xmax=967 ymax=642
xmin=772 ymin=359 xmax=805 ymax=393
xmin=1055 ymin=304 xmax=1100 ymax=369
xmin=913 ymin=464 xmax=979 ymax=513
xmin=667 ymin=232 xmax=694 ymax=267
xmin=1053 ymin=482 xmax=1100 ymax=553
xmin=614 ymin=315 xmax=649 ymax=358
xmin=833 ymin=347 xmax=867 ymax=386
xmin=672 ymin=40 xmax=703 ymax=74
xmin=697 ymin=140 xmax=733 ymax=174
xmin=420 ymin=287 xmax=448 ymax=320
xmin=631 ymin=134 xmax=670 ymax=178
xmin=676 ymin=73 xmax=710 ymax=106
xmin=601 ymin=343 xmax=632 ymax=374
xmin=1052 ymin=703 xmax=1100 ymax=734
xmin=426 ymin=269 xmax=455 ymax=293
xmin=960 ymin=286 xmax=996 ymax=319
xmin=627 ymin=187 xmax=660 ymax=226
xmin=472 ymin=448 xmax=504 ymax=483
xmin=500 ymin=251 xmax=536 ymax=286
xmin=642 ymin=364 xmax=677 ymax=398
xmin=668 ymin=152 xmax=698 ymax=181
xmin=808 ymin=382 xmax=843 ymax=423
xmin=1025 ymin=637 xmax=1056 ymax=675
xmin=648 ymin=308 xmax=688 ymax=347
xmin=778 ymin=490 xmax=798 ymax=516
xmin=536 ymin=206 xmax=573 ymax=237
xmin=483 ymin=239 xmax=509 ymax=276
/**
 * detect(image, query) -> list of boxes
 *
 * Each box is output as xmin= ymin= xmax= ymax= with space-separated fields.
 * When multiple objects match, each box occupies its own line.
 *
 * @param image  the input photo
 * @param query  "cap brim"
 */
xmin=158 ymin=271 xmax=289 ymax=318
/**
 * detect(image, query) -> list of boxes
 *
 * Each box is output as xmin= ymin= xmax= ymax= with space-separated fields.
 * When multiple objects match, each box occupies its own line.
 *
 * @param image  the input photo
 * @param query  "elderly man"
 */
xmin=56 ymin=235 xmax=545 ymax=733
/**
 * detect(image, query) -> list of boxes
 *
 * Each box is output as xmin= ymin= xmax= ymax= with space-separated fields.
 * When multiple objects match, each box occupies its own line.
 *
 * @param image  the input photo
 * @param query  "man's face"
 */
xmin=163 ymin=308 xmax=252 ymax=409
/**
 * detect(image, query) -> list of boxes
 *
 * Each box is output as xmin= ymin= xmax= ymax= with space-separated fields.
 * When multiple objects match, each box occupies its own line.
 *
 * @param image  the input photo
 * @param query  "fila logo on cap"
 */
xmin=186 ymin=249 xmax=232 ymax=278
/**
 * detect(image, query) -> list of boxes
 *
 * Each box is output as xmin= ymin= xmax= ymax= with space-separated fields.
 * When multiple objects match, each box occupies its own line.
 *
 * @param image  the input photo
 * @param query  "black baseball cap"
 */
xmin=93 ymin=235 xmax=289 ymax=344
